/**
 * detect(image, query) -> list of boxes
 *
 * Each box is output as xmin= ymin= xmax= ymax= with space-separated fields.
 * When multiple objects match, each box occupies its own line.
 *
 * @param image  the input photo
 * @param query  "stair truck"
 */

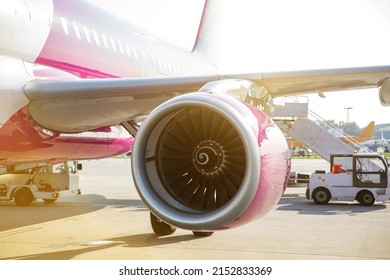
xmin=0 ymin=161 xmax=82 ymax=206
xmin=306 ymin=153 xmax=390 ymax=206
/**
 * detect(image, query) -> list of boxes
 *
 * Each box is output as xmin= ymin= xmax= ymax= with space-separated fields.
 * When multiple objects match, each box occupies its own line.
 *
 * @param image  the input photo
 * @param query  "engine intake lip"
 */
xmin=131 ymin=93 xmax=260 ymax=230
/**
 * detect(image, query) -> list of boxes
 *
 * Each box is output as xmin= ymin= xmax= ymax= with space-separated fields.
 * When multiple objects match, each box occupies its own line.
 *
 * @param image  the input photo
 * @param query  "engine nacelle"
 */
xmin=379 ymin=78 xmax=390 ymax=106
xmin=131 ymin=91 xmax=290 ymax=231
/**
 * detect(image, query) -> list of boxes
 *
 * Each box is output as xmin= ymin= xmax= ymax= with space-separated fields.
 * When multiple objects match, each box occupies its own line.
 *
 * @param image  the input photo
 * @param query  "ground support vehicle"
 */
xmin=306 ymin=153 xmax=390 ymax=206
xmin=0 ymin=162 xmax=81 ymax=206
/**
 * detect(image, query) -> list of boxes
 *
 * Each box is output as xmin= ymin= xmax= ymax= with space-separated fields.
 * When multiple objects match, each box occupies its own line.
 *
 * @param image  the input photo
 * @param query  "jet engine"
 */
xmin=131 ymin=89 xmax=290 ymax=235
xmin=379 ymin=78 xmax=390 ymax=106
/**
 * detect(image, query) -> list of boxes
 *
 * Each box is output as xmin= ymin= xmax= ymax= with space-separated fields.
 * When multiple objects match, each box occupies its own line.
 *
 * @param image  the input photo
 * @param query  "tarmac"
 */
xmin=1 ymin=157 xmax=390 ymax=260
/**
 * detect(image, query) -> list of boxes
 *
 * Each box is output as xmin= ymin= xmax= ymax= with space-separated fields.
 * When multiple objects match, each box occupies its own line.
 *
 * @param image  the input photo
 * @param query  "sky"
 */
xmin=93 ymin=0 xmax=390 ymax=128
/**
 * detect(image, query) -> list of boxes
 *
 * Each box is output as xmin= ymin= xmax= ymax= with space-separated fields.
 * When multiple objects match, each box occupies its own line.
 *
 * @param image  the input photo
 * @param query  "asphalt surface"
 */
xmin=1 ymin=157 xmax=389 ymax=260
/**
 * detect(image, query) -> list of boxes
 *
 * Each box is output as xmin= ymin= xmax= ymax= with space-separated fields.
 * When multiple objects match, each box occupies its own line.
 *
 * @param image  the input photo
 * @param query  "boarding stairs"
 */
xmin=272 ymin=97 xmax=368 ymax=162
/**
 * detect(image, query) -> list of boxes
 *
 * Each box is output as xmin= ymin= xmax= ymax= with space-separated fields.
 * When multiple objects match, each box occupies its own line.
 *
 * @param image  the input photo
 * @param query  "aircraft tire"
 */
xmin=192 ymin=231 xmax=214 ymax=237
xmin=150 ymin=212 xmax=177 ymax=236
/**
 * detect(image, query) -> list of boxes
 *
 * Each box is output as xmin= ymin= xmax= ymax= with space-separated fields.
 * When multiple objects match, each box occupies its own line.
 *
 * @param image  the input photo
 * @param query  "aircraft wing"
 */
xmin=259 ymin=65 xmax=390 ymax=96
xmin=25 ymin=75 xmax=219 ymax=133
xmin=25 ymin=65 xmax=390 ymax=133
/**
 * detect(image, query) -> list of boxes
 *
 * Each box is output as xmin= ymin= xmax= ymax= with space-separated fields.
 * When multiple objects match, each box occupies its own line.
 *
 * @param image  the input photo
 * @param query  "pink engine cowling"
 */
xmin=131 ymin=88 xmax=290 ymax=232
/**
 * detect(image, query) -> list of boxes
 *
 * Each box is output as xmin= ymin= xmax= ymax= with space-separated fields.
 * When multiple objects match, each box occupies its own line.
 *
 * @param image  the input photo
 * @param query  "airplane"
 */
xmin=287 ymin=121 xmax=376 ymax=149
xmin=378 ymin=128 xmax=390 ymax=150
xmin=1 ymin=0 xmax=390 ymax=237
xmin=338 ymin=121 xmax=375 ymax=145
xmin=357 ymin=127 xmax=390 ymax=152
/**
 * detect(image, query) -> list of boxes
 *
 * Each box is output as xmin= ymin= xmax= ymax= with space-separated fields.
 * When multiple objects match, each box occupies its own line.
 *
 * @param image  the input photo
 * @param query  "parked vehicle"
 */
xmin=0 ymin=162 xmax=81 ymax=206
xmin=306 ymin=153 xmax=390 ymax=206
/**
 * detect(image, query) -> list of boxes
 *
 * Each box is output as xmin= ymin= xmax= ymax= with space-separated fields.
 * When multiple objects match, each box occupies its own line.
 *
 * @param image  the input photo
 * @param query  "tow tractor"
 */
xmin=306 ymin=153 xmax=390 ymax=206
xmin=0 ymin=161 xmax=82 ymax=206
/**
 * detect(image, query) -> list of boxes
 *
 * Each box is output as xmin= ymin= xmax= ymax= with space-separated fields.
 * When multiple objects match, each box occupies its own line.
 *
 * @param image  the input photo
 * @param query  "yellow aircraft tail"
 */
xmin=354 ymin=121 xmax=375 ymax=142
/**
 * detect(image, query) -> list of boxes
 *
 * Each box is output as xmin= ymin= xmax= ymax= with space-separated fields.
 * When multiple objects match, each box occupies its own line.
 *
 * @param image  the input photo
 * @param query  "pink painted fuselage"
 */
xmin=0 ymin=0 xmax=214 ymax=165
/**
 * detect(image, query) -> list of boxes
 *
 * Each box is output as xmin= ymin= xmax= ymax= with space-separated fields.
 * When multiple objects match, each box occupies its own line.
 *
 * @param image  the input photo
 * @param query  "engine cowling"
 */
xmin=379 ymin=78 xmax=390 ymax=106
xmin=131 ymin=91 xmax=290 ymax=231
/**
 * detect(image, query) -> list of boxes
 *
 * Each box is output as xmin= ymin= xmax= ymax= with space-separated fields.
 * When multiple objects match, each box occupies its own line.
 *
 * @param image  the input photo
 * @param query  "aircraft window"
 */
xmin=73 ymin=22 xmax=82 ymax=39
xmin=43 ymin=11 xmax=52 ymax=27
xmin=92 ymin=30 xmax=100 ymax=46
xmin=102 ymin=34 xmax=109 ymax=49
xmin=18 ymin=2 xmax=31 ymax=20
xmin=83 ymin=26 xmax=91 ymax=43
xmin=110 ymin=37 xmax=117 ymax=52
xmin=60 ymin=17 xmax=70 ymax=35
xmin=118 ymin=40 xmax=124 ymax=55
xmin=132 ymin=46 xmax=138 ymax=60
xmin=26 ymin=3 xmax=31 ymax=19
xmin=125 ymin=43 xmax=132 ymax=57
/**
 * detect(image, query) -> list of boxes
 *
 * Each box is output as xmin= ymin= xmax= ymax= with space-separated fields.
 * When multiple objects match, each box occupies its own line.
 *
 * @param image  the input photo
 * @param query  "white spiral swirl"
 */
xmin=196 ymin=152 xmax=210 ymax=165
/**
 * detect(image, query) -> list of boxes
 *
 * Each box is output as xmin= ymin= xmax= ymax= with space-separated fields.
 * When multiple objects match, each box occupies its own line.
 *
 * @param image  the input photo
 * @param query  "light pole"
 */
xmin=344 ymin=106 xmax=353 ymax=123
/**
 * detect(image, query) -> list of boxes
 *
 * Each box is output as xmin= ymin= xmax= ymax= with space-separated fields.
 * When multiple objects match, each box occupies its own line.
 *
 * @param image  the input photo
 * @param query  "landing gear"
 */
xmin=149 ymin=213 xmax=215 ymax=237
xmin=192 ymin=231 xmax=214 ymax=237
xmin=150 ymin=212 xmax=177 ymax=236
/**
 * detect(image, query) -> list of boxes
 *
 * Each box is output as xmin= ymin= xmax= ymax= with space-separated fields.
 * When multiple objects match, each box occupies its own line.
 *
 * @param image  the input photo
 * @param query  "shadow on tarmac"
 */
xmin=1 ymin=233 xmax=202 ymax=260
xmin=278 ymin=193 xmax=387 ymax=215
xmin=0 ymin=194 xmax=147 ymax=232
xmin=1 ymin=244 xmax=122 ymax=260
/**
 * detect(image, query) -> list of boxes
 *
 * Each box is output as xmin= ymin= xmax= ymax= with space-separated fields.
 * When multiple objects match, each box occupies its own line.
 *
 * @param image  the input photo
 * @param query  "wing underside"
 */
xmin=24 ymin=65 xmax=390 ymax=133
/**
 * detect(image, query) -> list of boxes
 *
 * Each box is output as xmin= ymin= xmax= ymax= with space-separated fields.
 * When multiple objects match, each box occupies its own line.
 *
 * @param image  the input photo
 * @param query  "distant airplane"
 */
xmin=379 ymin=128 xmax=390 ymax=148
xmin=338 ymin=121 xmax=375 ymax=145
xmin=1 ymin=0 xmax=390 ymax=236
xmin=287 ymin=121 xmax=375 ymax=149
xmin=358 ymin=127 xmax=390 ymax=152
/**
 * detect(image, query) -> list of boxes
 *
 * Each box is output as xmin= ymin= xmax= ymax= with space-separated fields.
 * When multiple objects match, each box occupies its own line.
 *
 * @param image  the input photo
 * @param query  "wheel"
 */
xmin=13 ymin=187 xmax=34 ymax=206
xmin=312 ymin=188 xmax=331 ymax=205
xmin=305 ymin=188 xmax=310 ymax=199
xmin=357 ymin=190 xmax=375 ymax=206
xmin=192 ymin=231 xmax=214 ymax=237
xmin=43 ymin=199 xmax=57 ymax=203
xmin=150 ymin=212 xmax=177 ymax=236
